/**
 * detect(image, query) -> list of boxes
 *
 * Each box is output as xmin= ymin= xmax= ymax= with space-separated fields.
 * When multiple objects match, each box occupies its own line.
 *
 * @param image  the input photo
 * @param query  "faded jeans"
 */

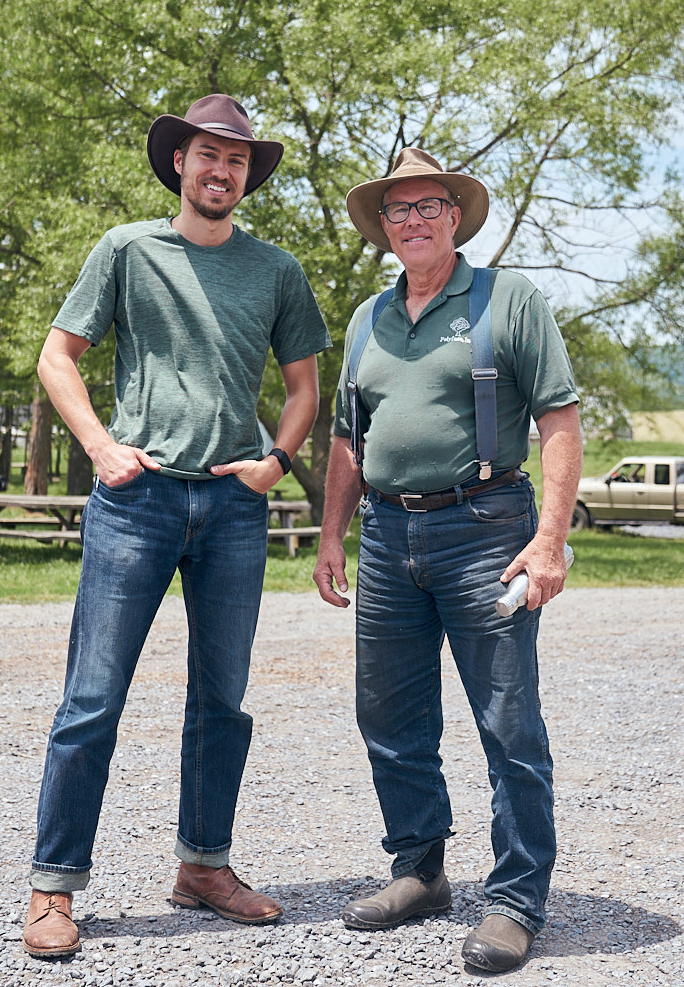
xmin=355 ymin=475 xmax=555 ymax=934
xmin=30 ymin=470 xmax=268 ymax=892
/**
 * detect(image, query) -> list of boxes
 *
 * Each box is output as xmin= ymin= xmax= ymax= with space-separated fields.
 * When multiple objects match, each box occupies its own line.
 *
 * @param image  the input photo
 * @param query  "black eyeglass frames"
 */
xmin=380 ymin=197 xmax=455 ymax=223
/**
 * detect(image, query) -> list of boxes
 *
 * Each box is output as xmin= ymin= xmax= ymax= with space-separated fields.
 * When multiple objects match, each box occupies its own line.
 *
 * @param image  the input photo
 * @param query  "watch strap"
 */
xmin=269 ymin=447 xmax=291 ymax=475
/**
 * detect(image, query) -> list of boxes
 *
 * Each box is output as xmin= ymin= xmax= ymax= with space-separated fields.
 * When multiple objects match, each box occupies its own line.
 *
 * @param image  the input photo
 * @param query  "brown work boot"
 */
xmin=461 ymin=913 xmax=535 ymax=971
xmin=171 ymin=863 xmax=283 ymax=924
xmin=22 ymin=890 xmax=80 ymax=958
xmin=342 ymin=869 xmax=451 ymax=930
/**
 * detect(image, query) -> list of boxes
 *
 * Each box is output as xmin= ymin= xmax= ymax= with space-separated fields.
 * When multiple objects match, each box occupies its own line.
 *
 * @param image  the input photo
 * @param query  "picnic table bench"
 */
xmin=0 ymin=492 xmax=320 ymax=556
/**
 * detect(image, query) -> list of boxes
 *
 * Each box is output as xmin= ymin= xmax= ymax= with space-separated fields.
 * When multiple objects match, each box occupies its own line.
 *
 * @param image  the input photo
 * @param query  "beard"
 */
xmin=181 ymin=173 xmax=242 ymax=221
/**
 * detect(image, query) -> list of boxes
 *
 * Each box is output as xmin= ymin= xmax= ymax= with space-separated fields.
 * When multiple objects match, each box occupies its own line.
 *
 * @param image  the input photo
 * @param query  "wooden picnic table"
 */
xmin=0 ymin=492 xmax=319 ymax=556
xmin=0 ymin=493 xmax=88 ymax=543
xmin=266 ymin=498 xmax=320 ymax=556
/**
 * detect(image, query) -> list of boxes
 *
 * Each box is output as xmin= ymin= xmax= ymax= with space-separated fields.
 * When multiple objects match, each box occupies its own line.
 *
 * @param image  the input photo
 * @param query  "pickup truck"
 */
xmin=572 ymin=456 xmax=684 ymax=529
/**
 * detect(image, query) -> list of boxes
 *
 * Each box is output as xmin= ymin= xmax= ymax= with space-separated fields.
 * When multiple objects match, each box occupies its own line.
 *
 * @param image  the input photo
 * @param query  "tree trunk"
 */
xmin=66 ymin=432 xmax=94 ymax=495
xmin=0 ymin=404 xmax=13 ymax=486
xmin=24 ymin=385 xmax=52 ymax=495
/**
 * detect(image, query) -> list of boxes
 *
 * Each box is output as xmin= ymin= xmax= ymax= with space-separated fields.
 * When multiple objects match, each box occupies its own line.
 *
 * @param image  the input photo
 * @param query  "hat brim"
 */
xmin=346 ymin=173 xmax=489 ymax=252
xmin=147 ymin=115 xmax=284 ymax=197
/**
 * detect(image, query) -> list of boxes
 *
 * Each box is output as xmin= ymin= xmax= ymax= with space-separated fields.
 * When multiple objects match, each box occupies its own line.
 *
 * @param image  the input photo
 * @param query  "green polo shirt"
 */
xmin=334 ymin=253 xmax=578 ymax=493
xmin=54 ymin=220 xmax=331 ymax=479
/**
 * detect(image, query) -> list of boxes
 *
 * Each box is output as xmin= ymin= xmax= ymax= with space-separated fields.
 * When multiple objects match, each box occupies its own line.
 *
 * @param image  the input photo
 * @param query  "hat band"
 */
xmin=191 ymin=121 xmax=252 ymax=137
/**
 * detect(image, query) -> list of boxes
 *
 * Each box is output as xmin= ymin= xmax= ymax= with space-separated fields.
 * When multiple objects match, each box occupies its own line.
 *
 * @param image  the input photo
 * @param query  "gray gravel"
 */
xmin=1 ymin=585 xmax=683 ymax=986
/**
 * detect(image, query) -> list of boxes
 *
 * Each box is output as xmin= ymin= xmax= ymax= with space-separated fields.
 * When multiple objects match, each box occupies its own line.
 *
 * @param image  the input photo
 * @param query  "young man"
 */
xmin=314 ymin=148 xmax=582 ymax=972
xmin=23 ymin=93 xmax=330 ymax=959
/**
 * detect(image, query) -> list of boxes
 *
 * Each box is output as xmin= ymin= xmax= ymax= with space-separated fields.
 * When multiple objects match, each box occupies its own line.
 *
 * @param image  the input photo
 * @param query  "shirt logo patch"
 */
xmin=440 ymin=317 xmax=470 ymax=343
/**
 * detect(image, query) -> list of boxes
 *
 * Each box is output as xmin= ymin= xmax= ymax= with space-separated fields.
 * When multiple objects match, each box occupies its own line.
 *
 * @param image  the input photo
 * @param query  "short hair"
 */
xmin=176 ymin=134 xmax=192 ymax=160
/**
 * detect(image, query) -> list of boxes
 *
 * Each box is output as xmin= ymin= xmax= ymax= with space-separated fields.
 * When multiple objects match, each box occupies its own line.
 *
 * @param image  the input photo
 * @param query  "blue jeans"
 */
xmin=356 ymin=476 xmax=555 ymax=934
xmin=30 ymin=470 xmax=268 ymax=892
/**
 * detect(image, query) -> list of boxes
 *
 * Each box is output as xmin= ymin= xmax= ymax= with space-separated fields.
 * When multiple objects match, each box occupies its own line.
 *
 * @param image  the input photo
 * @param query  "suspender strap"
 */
xmin=469 ymin=268 xmax=498 ymax=480
xmin=348 ymin=288 xmax=393 ymax=467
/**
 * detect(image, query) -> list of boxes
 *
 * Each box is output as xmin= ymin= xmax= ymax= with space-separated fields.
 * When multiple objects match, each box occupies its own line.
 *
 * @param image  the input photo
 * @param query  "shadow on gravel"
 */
xmin=74 ymin=878 xmax=681 ymax=958
xmin=540 ymin=886 xmax=682 ymax=957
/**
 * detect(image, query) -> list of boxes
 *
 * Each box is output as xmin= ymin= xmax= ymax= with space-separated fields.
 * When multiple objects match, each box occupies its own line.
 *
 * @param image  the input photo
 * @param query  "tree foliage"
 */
xmin=1 ymin=0 xmax=683 ymax=508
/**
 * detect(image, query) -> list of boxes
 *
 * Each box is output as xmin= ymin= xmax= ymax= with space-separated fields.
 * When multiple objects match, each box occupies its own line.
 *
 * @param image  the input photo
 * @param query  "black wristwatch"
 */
xmin=269 ymin=447 xmax=292 ymax=475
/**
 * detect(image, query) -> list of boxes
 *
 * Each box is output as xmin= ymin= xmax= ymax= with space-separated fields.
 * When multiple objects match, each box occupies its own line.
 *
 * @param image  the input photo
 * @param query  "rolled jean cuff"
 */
xmin=174 ymin=836 xmax=231 ymax=868
xmin=486 ymin=902 xmax=541 ymax=936
xmin=30 ymin=862 xmax=90 ymax=893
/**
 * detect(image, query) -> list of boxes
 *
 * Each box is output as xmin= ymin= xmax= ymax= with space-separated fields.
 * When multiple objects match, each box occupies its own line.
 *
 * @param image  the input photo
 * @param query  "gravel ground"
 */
xmin=1 ymin=586 xmax=683 ymax=987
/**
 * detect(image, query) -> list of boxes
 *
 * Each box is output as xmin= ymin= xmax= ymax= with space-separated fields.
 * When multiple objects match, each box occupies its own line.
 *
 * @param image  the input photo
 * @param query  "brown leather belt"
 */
xmin=372 ymin=468 xmax=524 ymax=512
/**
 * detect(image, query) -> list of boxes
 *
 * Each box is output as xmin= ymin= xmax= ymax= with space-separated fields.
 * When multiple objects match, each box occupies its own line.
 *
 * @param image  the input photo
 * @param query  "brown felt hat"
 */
xmin=147 ymin=94 xmax=284 ymax=197
xmin=346 ymin=147 xmax=489 ymax=252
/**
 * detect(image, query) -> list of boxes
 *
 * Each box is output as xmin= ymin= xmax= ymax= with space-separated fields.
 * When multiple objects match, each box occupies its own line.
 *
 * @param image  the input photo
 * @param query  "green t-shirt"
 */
xmin=334 ymin=253 xmax=578 ymax=493
xmin=54 ymin=220 xmax=331 ymax=478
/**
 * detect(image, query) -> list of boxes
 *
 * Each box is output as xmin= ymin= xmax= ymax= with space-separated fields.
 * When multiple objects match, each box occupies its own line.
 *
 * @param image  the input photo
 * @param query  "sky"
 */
xmin=463 ymin=137 xmax=684 ymax=317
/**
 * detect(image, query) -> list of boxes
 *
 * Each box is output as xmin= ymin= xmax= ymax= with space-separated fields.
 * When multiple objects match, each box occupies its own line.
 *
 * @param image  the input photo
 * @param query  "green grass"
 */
xmin=0 ymin=528 xmax=364 ymax=603
xmin=262 ymin=521 xmax=361 ymax=593
xmin=2 ymin=439 xmax=684 ymax=603
xmin=0 ymin=539 xmax=84 ymax=602
xmin=566 ymin=529 xmax=684 ymax=587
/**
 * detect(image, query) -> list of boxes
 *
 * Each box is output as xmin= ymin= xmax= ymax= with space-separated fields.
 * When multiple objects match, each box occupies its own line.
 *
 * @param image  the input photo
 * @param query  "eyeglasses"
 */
xmin=380 ymin=197 xmax=455 ymax=223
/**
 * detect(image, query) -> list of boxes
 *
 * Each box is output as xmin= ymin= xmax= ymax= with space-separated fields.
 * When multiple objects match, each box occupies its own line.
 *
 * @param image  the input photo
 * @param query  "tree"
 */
xmin=0 ymin=402 xmax=14 ymax=485
xmin=23 ymin=384 xmax=52 ymax=495
xmin=1 ymin=0 xmax=684 ymax=516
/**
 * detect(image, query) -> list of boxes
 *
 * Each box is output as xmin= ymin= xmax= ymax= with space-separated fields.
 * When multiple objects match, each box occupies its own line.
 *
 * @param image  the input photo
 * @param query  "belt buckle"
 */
xmin=399 ymin=493 xmax=428 ymax=512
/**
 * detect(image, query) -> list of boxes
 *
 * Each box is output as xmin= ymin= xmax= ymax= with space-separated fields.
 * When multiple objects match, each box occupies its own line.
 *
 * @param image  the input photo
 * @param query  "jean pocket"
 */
xmin=231 ymin=475 xmax=267 ymax=500
xmin=96 ymin=469 xmax=147 ymax=493
xmin=466 ymin=482 xmax=533 ymax=522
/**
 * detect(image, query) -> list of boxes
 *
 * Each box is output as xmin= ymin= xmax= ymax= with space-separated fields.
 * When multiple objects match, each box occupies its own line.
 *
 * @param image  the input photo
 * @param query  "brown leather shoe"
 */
xmin=22 ymin=890 xmax=80 ymax=958
xmin=171 ymin=863 xmax=283 ymax=924
xmin=461 ymin=913 xmax=535 ymax=972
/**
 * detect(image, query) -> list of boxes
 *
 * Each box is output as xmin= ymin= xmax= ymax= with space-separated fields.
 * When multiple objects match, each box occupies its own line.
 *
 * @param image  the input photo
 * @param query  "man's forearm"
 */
xmin=38 ymin=327 xmax=161 ymax=484
xmin=537 ymin=403 xmax=583 ymax=544
xmin=271 ymin=355 xmax=320 ymax=460
xmin=501 ymin=404 xmax=582 ymax=608
xmin=319 ymin=436 xmax=365 ymax=542
xmin=38 ymin=332 xmax=113 ymax=465
xmin=313 ymin=435 xmax=364 ymax=606
xmin=271 ymin=389 xmax=319 ymax=461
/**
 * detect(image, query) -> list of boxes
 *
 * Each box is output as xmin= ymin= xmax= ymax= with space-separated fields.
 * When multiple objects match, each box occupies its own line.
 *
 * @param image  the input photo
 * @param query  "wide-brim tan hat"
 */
xmin=147 ymin=93 xmax=284 ymax=197
xmin=346 ymin=147 xmax=489 ymax=252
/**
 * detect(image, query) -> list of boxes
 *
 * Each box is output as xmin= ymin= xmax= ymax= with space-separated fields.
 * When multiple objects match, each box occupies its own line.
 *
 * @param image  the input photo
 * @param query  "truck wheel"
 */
xmin=571 ymin=503 xmax=591 ymax=530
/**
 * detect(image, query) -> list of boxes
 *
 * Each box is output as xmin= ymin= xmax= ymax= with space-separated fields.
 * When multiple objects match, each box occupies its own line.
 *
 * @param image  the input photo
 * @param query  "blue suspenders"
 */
xmin=469 ymin=267 xmax=498 ymax=480
xmin=347 ymin=269 xmax=498 ymax=480
xmin=348 ymin=288 xmax=393 ymax=467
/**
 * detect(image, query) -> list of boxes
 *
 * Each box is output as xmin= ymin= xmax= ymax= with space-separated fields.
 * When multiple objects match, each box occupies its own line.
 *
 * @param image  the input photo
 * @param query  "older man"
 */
xmin=314 ymin=148 xmax=582 ymax=972
xmin=23 ymin=94 xmax=330 ymax=959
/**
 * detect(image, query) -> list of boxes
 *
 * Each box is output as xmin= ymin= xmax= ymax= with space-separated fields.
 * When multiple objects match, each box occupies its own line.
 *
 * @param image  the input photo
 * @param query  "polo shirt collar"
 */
xmin=394 ymin=251 xmax=474 ymax=302
xmin=446 ymin=252 xmax=474 ymax=295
